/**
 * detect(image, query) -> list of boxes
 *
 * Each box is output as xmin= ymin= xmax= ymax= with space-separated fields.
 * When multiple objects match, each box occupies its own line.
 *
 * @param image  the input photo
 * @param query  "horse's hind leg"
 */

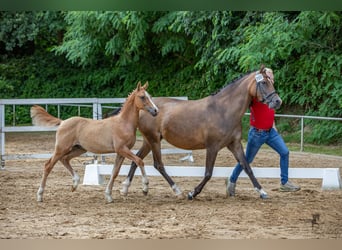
xmin=121 ymin=139 xmax=151 ymax=196
xmin=60 ymin=145 xmax=86 ymax=192
xmin=150 ymin=142 xmax=183 ymax=197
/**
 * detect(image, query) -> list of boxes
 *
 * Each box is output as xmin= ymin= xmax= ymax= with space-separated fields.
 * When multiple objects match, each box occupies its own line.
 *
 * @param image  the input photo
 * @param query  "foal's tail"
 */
xmin=30 ymin=105 xmax=62 ymax=127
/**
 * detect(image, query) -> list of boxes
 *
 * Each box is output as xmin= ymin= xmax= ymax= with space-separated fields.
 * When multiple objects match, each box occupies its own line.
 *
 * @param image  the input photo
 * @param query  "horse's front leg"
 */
xmin=116 ymin=146 xmax=149 ymax=199
xmin=105 ymin=154 xmax=125 ymax=203
xmin=188 ymin=148 xmax=218 ymax=200
xmin=121 ymin=140 xmax=151 ymax=196
xmin=227 ymin=142 xmax=268 ymax=199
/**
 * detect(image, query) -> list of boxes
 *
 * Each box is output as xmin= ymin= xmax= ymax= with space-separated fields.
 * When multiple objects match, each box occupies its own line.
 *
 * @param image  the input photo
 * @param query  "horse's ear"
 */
xmin=260 ymin=64 xmax=265 ymax=73
xmin=137 ymin=81 xmax=142 ymax=90
xmin=142 ymin=81 xmax=149 ymax=90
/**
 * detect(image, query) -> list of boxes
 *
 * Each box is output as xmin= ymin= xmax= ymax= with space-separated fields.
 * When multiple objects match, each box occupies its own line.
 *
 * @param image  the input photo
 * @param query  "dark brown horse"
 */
xmin=121 ymin=65 xmax=281 ymax=200
xmin=31 ymin=82 xmax=158 ymax=203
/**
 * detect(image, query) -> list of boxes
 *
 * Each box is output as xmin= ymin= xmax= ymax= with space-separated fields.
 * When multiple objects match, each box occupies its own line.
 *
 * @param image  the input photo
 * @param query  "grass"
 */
xmin=286 ymin=143 xmax=342 ymax=157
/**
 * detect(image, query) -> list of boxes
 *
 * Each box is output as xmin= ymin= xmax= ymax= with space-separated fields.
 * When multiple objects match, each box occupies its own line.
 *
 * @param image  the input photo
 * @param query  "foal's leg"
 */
xmin=187 ymin=147 xmax=218 ymax=200
xmin=227 ymin=142 xmax=268 ymax=199
xmin=60 ymin=146 xmax=86 ymax=192
xmin=121 ymin=139 xmax=151 ymax=196
xmin=105 ymin=154 xmax=125 ymax=203
xmin=37 ymin=150 xmax=65 ymax=202
xmin=105 ymin=146 xmax=147 ymax=203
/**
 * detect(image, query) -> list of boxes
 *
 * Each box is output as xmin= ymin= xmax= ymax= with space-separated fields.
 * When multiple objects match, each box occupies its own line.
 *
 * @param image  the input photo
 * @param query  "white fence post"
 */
xmin=322 ymin=168 xmax=342 ymax=190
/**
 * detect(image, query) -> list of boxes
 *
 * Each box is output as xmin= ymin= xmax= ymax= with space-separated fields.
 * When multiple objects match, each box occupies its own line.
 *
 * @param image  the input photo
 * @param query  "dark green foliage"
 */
xmin=0 ymin=11 xmax=341 ymax=144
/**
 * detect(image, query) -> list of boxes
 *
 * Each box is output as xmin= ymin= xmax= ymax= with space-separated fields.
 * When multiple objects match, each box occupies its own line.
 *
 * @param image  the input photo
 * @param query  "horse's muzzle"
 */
xmin=147 ymin=107 xmax=158 ymax=117
xmin=268 ymin=97 xmax=282 ymax=110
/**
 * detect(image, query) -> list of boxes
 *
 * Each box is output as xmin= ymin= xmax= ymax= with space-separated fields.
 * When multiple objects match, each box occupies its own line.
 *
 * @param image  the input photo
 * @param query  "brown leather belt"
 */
xmin=252 ymin=127 xmax=272 ymax=133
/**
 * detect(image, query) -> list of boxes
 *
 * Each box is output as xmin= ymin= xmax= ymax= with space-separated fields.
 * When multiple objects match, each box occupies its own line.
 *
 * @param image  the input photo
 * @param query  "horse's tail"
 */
xmin=30 ymin=105 xmax=62 ymax=127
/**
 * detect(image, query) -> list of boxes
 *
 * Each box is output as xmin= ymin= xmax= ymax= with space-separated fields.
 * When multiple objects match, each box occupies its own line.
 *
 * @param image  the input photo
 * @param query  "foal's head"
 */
xmin=252 ymin=65 xmax=282 ymax=109
xmin=134 ymin=81 xmax=159 ymax=116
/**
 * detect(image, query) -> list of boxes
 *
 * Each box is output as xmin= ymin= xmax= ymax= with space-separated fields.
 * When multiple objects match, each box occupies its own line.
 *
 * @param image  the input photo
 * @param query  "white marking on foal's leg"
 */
xmin=105 ymin=186 xmax=113 ymax=203
xmin=37 ymin=186 xmax=44 ymax=202
xmin=72 ymin=173 xmax=80 ymax=191
xmin=142 ymin=176 xmax=149 ymax=195
xmin=120 ymin=178 xmax=131 ymax=196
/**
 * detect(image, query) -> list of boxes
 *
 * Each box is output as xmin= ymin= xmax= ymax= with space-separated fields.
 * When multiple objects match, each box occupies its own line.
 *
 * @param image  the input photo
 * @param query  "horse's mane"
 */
xmin=116 ymin=88 xmax=137 ymax=115
xmin=103 ymin=89 xmax=136 ymax=119
xmin=211 ymin=70 xmax=254 ymax=96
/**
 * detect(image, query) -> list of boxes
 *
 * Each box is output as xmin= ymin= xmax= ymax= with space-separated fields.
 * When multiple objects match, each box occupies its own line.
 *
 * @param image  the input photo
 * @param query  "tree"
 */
xmin=1 ymin=11 xmax=341 ymax=143
xmin=53 ymin=11 xmax=160 ymax=67
xmin=0 ymin=11 xmax=65 ymax=55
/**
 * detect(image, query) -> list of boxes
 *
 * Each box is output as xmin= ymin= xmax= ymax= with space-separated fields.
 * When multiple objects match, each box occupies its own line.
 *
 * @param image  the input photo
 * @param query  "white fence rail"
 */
xmin=82 ymin=164 xmax=341 ymax=190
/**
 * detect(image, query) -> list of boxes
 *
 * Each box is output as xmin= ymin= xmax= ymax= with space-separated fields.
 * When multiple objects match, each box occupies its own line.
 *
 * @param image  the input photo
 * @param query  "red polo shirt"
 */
xmin=250 ymin=98 xmax=274 ymax=129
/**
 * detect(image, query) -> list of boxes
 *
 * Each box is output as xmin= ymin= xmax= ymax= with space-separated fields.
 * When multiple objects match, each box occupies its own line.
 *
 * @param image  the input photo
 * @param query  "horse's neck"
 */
xmin=119 ymin=96 xmax=140 ymax=128
xmin=216 ymin=74 xmax=253 ymax=118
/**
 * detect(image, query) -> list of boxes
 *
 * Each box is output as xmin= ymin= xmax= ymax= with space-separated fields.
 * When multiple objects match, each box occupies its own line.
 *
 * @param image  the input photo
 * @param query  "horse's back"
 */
xmin=56 ymin=116 xmax=119 ymax=153
xmin=56 ymin=116 xmax=93 ymax=140
xmin=58 ymin=116 xmax=92 ymax=129
xmin=153 ymin=97 xmax=187 ymax=107
xmin=139 ymin=97 xmax=211 ymax=149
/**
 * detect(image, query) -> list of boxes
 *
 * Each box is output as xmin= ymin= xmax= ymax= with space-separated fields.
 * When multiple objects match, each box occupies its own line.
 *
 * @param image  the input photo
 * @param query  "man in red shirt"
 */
xmin=227 ymin=97 xmax=301 ymax=197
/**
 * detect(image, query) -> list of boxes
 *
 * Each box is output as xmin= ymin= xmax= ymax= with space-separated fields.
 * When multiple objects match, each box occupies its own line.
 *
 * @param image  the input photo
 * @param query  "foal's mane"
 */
xmin=211 ymin=70 xmax=254 ymax=96
xmin=119 ymin=88 xmax=138 ymax=114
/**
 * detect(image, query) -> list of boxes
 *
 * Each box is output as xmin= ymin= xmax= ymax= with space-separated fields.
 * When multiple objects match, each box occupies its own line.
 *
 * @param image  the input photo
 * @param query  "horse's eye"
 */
xmin=140 ymin=96 xmax=145 ymax=100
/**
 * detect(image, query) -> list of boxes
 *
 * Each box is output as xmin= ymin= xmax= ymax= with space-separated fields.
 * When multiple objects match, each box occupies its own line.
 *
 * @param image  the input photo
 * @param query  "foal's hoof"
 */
xmin=105 ymin=193 xmax=114 ymax=203
xmin=72 ymin=175 xmax=80 ymax=192
xmin=187 ymin=192 xmax=194 ymax=200
xmin=142 ymin=190 xmax=148 ymax=196
xmin=37 ymin=188 xmax=43 ymax=202
xmin=120 ymin=190 xmax=128 ymax=196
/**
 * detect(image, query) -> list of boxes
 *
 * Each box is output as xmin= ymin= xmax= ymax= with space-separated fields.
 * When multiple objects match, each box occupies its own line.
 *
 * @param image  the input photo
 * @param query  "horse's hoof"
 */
xmin=142 ymin=190 xmax=148 ymax=196
xmin=106 ymin=197 xmax=114 ymax=203
xmin=37 ymin=196 xmax=43 ymax=202
xmin=255 ymin=188 xmax=268 ymax=199
xmin=105 ymin=194 xmax=114 ymax=203
xmin=187 ymin=192 xmax=194 ymax=200
xmin=72 ymin=175 xmax=80 ymax=192
xmin=120 ymin=190 xmax=128 ymax=196
xmin=260 ymin=193 xmax=269 ymax=199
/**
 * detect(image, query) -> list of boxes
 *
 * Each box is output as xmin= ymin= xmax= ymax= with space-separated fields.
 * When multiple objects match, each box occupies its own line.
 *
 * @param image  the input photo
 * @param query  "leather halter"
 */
xmin=255 ymin=73 xmax=277 ymax=105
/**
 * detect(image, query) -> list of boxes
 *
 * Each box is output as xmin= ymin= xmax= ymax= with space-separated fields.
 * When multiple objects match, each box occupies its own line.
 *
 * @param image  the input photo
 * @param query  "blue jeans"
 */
xmin=230 ymin=127 xmax=289 ymax=185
